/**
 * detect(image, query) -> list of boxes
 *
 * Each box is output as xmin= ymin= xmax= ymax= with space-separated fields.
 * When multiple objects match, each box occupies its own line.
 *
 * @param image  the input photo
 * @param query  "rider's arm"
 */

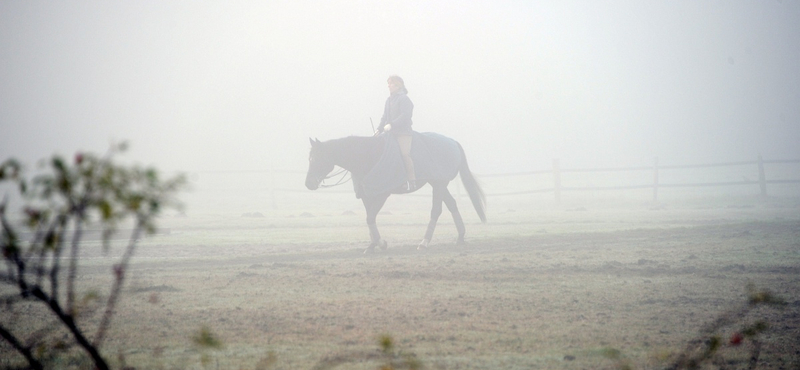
xmin=377 ymin=99 xmax=390 ymax=133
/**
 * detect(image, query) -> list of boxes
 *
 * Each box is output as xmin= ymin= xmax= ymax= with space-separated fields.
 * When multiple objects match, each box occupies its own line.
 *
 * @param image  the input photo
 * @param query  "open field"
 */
xmin=2 ymin=196 xmax=800 ymax=369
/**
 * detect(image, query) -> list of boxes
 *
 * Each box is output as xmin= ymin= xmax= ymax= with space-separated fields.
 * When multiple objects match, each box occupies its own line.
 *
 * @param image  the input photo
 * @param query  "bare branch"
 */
xmin=2 ymin=147 xmax=185 ymax=369
xmin=48 ymin=214 xmax=69 ymax=302
xmin=0 ymin=324 xmax=43 ymax=370
xmin=66 ymin=210 xmax=85 ymax=314
xmin=33 ymin=214 xmax=62 ymax=289
xmin=30 ymin=286 xmax=110 ymax=370
xmin=93 ymin=221 xmax=143 ymax=348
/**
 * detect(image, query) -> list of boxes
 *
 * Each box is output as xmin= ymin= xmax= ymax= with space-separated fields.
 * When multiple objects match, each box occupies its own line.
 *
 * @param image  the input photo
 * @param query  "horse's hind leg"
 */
xmin=442 ymin=187 xmax=466 ymax=244
xmin=420 ymin=185 xmax=444 ymax=249
xmin=363 ymin=195 xmax=389 ymax=253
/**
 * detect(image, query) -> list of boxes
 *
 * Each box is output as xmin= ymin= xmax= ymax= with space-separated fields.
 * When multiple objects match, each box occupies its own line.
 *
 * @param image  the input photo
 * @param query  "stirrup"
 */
xmin=405 ymin=180 xmax=416 ymax=191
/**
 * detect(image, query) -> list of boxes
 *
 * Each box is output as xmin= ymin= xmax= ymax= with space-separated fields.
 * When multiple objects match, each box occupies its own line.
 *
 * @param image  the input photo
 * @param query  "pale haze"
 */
xmin=2 ymin=1 xmax=798 ymax=178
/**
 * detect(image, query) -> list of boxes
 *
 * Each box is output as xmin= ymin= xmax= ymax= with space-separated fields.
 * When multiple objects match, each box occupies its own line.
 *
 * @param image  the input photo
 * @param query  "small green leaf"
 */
xmin=192 ymin=326 xmax=223 ymax=349
xmin=704 ymin=336 xmax=721 ymax=357
xmin=52 ymin=157 xmax=66 ymax=172
xmin=378 ymin=334 xmax=394 ymax=354
xmin=600 ymin=347 xmax=622 ymax=360
xmin=149 ymin=200 xmax=160 ymax=214
xmin=99 ymin=200 xmax=113 ymax=220
xmin=742 ymin=321 xmax=769 ymax=337
xmin=146 ymin=168 xmax=157 ymax=182
xmin=83 ymin=290 xmax=100 ymax=302
xmin=44 ymin=231 xmax=58 ymax=250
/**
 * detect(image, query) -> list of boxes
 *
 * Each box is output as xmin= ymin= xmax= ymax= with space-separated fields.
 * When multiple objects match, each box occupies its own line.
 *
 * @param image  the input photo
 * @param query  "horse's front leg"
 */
xmin=420 ymin=185 xmax=444 ymax=250
xmin=363 ymin=194 xmax=389 ymax=253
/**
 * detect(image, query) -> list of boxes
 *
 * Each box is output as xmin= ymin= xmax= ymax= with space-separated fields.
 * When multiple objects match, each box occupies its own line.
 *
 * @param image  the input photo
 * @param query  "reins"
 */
xmin=319 ymin=167 xmax=351 ymax=188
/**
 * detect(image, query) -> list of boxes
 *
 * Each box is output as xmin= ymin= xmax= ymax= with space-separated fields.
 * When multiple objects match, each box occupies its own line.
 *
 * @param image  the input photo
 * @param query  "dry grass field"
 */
xmin=2 ymin=195 xmax=799 ymax=369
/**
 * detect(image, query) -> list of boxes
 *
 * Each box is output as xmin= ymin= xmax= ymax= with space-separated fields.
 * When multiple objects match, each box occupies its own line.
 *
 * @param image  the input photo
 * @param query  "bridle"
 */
xmin=308 ymin=140 xmax=351 ymax=188
xmin=319 ymin=167 xmax=351 ymax=188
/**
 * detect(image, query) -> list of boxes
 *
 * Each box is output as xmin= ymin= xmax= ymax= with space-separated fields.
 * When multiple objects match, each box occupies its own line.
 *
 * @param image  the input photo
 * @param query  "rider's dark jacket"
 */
xmin=378 ymin=89 xmax=413 ymax=134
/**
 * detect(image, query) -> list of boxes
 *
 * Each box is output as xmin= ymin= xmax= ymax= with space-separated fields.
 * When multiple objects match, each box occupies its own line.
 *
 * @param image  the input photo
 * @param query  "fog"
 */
xmin=2 ymin=1 xmax=799 ymax=183
xmin=2 ymin=4 xmax=800 ymax=366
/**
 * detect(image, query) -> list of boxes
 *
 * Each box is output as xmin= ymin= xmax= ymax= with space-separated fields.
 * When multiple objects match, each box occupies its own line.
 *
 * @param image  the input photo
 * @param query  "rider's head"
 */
xmin=387 ymin=75 xmax=407 ymax=94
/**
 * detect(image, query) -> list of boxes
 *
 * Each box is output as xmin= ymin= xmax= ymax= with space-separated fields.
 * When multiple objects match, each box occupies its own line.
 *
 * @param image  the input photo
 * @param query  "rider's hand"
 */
xmin=384 ymin=124 xmax=392 ymax=131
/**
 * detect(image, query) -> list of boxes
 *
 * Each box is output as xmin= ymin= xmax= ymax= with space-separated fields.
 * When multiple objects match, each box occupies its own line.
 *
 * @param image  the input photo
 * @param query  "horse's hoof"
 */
xmin=364 ymin=246 xmax=375 ymax=254
xmin=418 ymin=239 xmax=430 ymax=250
xmin=379 ymin=239 xmax=388 ymax=251
xmin=456 ymin=238 xmax=466 ymax=245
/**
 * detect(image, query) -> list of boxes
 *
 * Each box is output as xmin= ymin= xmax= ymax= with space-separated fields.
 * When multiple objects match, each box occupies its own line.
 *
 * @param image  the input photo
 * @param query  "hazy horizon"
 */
xmin=2 ymin=1 xmax=799 ymax=176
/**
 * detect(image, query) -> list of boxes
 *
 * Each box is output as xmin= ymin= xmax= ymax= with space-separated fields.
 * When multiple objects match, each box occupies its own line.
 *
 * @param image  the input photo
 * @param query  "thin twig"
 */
xmin=66 ymin=207 xmax=86 ymax=314
xmin=33 ymin=216 xmax=60 ymax=289
xmin=48 ymin=214 xmax=68 ymax=301
xmin=93 ymin=221 xmax=143 ymax=348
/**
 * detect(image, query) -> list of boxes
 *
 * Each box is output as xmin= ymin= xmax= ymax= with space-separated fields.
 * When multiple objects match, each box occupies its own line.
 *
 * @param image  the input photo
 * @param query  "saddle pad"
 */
xmin=359 ymin=132 xmax=461 ymax=198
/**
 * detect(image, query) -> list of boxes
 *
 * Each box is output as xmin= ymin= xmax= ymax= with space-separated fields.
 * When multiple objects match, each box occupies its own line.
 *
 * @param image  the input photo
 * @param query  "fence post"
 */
xmin=653 ymin=156 xmax=659 ymax=202
xmin=553 ymin=158 xmax=561 ymax=204
xmin=758 ymin=155 xmax=767 ymax=198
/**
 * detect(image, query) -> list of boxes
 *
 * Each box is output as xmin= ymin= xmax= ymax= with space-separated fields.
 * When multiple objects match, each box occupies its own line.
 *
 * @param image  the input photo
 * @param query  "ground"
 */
xmin=1 ymin=198 xmax=799 ymax=369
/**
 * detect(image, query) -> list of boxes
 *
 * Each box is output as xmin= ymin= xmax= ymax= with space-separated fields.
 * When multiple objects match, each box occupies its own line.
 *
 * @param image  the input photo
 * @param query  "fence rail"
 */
xmin=479 ymin=156 xmax=800 ymax=202
xmin=188 ymin=156 xmax=800 ymax=205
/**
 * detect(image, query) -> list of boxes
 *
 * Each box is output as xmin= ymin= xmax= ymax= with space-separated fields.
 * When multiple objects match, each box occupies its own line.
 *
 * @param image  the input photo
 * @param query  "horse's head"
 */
xmin=305 ymin=138 xmax=335 ymax=190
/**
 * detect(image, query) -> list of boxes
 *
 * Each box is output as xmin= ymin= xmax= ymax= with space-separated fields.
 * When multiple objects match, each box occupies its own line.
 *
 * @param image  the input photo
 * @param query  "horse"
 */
xmin=305 ymin=132 xmax=486 ymax=253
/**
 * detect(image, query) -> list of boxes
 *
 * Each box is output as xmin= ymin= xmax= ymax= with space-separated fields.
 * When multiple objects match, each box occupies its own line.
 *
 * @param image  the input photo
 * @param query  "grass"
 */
xmin=2 ymin=197 xmax=799 ymax=369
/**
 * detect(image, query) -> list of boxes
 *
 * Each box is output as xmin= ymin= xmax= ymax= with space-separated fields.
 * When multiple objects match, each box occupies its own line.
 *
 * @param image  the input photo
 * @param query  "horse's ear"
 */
xmin=314 ymin=138 xmax=321 ymax=144
xmin=309 ymin=137 xmax=317 ymax=147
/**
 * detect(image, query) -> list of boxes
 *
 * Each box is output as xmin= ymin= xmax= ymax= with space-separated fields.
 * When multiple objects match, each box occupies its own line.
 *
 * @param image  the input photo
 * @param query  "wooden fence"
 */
xmin=188 ymin=156 xmax=800 ymax=208
xmin=477 ymin=156 xmax=800 ymax=202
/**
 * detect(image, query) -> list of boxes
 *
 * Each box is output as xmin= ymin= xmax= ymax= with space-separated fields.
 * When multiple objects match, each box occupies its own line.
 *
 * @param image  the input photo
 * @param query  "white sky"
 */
xmin=2 ymin=1 xmax=799 ymax=175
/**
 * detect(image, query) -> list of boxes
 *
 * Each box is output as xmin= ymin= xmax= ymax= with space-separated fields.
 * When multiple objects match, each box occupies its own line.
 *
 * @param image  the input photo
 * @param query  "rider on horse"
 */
xmin=306 ymin=77 xmax=486 ymax=250
xmin=376 ymin=75 xmax=416 ymax=191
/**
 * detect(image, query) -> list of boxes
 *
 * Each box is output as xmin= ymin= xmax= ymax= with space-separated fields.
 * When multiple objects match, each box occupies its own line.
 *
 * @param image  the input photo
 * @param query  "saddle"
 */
xmin=355 ymin=132 xmax=462 ymax=198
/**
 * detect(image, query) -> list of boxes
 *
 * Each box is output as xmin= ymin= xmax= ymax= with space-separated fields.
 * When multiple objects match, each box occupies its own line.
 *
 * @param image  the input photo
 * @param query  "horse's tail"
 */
xmin=457 ymin=142 xmax=486 ymax=223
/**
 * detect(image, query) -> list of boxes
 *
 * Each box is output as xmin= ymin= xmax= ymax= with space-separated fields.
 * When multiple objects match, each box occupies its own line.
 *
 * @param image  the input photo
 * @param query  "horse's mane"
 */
xmin=326 ymin=135 xmax=377 ymax=147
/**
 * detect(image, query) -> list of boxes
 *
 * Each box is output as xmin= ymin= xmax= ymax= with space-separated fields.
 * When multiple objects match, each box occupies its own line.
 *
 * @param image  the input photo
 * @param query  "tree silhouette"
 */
xmin=0 ymin=143 xmax=185 ymax=370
